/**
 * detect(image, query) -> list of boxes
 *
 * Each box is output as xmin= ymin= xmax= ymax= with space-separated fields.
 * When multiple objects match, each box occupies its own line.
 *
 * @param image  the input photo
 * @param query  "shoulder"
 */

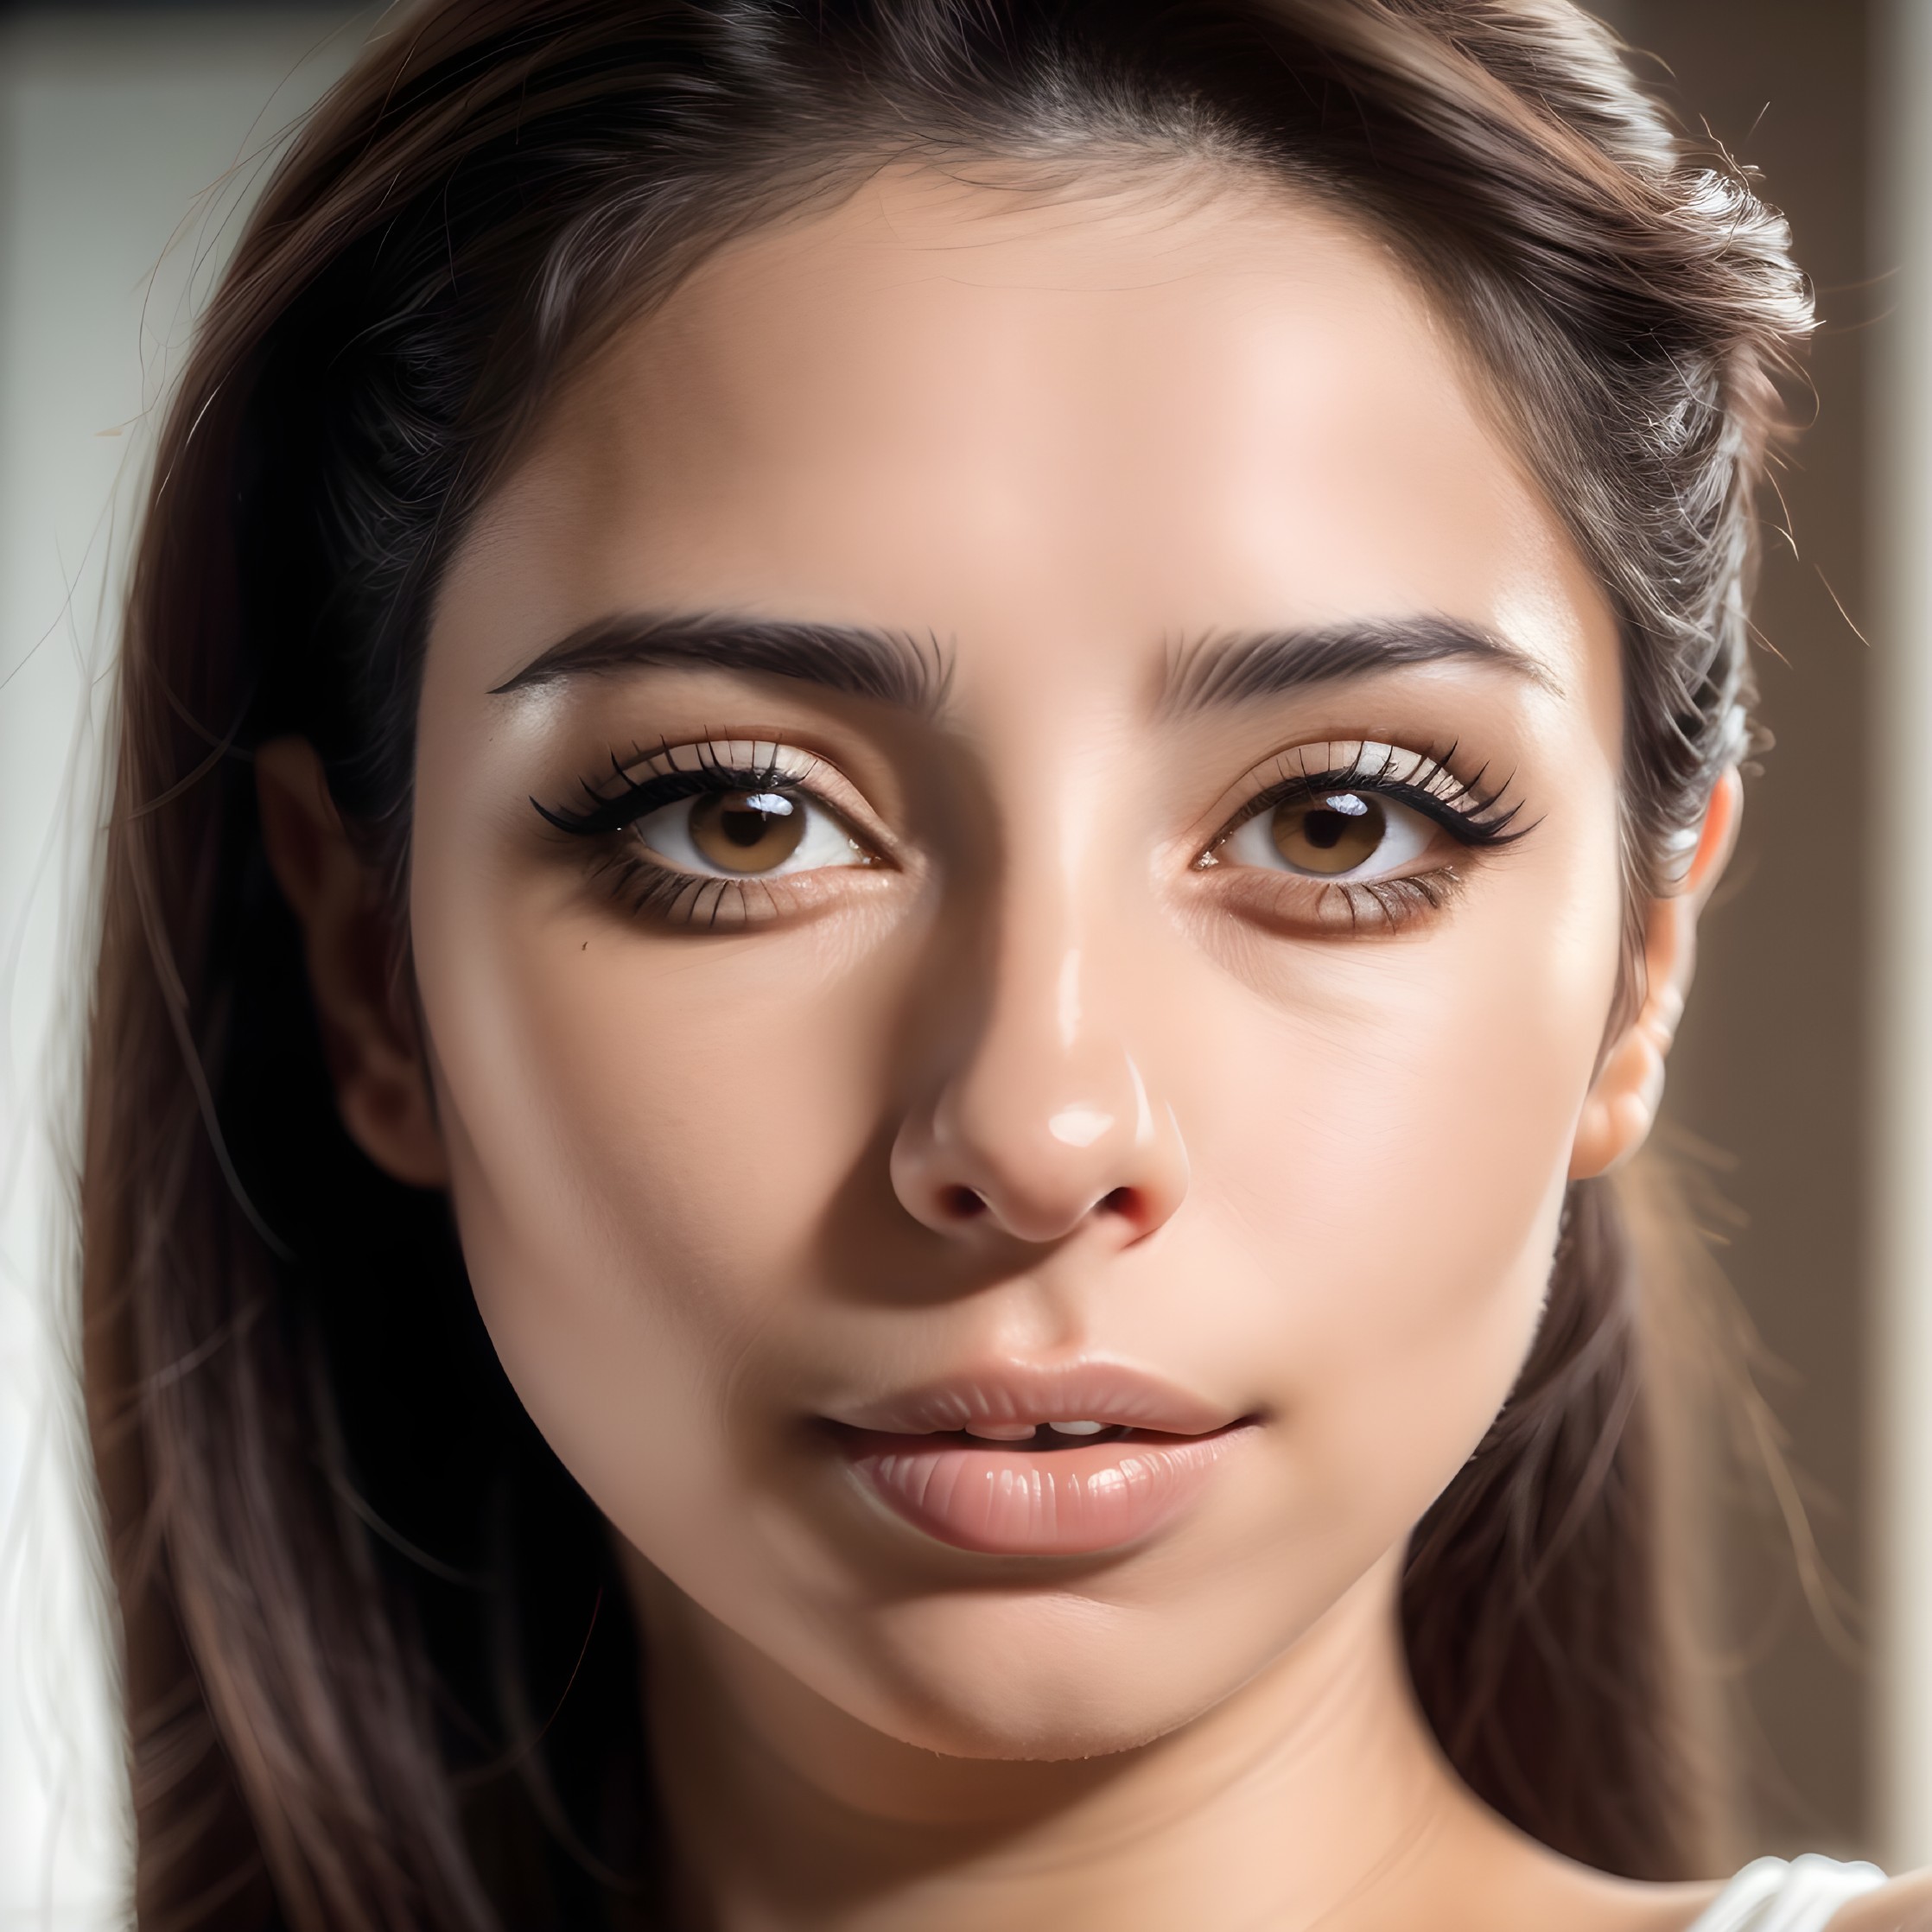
xmin=1827 ymin=1871 xmax=1932 ymax=1931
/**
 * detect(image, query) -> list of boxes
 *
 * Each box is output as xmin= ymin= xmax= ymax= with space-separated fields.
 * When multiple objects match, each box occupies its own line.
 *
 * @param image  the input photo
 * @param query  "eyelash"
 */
xmin=1198 ymin=743 xmax=1528 ymax=932
xmin=538 ymin=740 xmax=1528 ymax=934
xmin=536 ymin=746 xmax=874 ymax=930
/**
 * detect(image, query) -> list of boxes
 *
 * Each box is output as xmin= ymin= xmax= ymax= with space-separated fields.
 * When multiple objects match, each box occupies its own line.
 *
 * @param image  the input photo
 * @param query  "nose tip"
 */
xmin=890 ymin=1058 xmax=1189 ymax=1247
xmin=1047 ymin=1105 xmax=1115 ymax=1149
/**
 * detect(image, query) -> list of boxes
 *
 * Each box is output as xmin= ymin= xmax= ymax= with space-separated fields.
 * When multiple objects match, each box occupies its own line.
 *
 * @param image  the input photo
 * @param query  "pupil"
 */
xmin=722 ymin=791 xmax=792 ymax=847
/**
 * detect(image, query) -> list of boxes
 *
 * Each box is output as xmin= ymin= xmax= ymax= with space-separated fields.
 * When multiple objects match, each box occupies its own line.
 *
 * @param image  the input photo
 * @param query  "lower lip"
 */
xmin=837 ymin=1426 xmax=1251 ymax=1556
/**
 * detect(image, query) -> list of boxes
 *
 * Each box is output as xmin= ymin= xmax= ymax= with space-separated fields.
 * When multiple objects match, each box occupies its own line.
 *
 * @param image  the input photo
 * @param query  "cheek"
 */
xmin=1188 ymin=860 xmax=1621 ymax=1529
xmin=411 ymin=857 xmax=911 ymax=1535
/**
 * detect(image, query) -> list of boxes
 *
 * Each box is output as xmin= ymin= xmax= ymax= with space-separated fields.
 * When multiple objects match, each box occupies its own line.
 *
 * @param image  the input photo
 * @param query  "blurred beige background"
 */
xmin=0 ymin=11 xmax=364 ymax=1920
xmin=0 ymin=1 xmax=1920 ymax=1922
xmin=1607 ymin=0 xmax=1882 ymax=1859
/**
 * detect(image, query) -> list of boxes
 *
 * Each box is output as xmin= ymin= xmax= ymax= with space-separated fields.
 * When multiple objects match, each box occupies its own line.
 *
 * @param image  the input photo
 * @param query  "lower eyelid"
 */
xmin=597 ymin=852 xmax=800 ymax=929
xmin=1205 ymin=866 xmax=1467 ymax=936
xmin=586 ymin=828 xmax=894 ymax=931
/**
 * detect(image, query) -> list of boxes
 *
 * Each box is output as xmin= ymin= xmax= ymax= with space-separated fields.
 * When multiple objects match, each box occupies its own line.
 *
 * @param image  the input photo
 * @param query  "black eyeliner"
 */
xmin=534 ymin=750 xmax=799 ymax=838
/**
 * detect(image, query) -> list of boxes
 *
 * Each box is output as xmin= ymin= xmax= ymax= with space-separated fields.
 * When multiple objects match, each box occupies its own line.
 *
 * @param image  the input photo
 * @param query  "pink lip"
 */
xmin=826 ymin=1362 xmax=1255 ymax=1556
xmin=839 ymin=1425 xmax=1252 ymax=1555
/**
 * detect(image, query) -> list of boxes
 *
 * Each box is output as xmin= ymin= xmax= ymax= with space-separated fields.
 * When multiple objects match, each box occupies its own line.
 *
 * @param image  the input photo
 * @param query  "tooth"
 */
xmin=963 ymin=1421 xmax=1039 ymax=1441
xmin=1049 ymin=1420 xmax=1106 ymax=1436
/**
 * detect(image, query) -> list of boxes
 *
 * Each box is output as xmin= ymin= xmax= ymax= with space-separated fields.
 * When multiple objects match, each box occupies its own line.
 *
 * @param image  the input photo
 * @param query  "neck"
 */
xmin=625 ymin=1551 xmax=1535 ymax=1932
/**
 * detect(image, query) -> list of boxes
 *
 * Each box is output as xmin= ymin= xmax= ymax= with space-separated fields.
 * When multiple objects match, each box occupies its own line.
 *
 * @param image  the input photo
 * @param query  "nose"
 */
xmin=890 ymin=945 xmax=1191 ymax=1247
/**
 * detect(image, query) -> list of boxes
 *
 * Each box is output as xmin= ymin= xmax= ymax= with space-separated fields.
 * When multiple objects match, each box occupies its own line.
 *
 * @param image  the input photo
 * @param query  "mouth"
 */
xmin=823 ymin=1365 xmax=1257 ymax=1557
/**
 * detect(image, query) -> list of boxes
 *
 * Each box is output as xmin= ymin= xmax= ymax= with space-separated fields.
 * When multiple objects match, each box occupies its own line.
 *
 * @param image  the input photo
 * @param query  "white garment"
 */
xmin=1688 ymin=1856 xmax=1888 ymax=1932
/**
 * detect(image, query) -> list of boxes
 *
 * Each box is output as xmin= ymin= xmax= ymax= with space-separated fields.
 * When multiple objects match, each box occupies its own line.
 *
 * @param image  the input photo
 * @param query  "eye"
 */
xmin=632 ymin=787 xmax=874 ymax=878
xmin=1217 ymin=790 xmax=1438 ymax=880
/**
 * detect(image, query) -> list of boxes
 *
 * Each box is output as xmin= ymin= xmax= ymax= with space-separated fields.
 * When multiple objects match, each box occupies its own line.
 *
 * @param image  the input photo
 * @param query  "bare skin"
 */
xmin=257 ymin=164 xmax=1922 ymax=1929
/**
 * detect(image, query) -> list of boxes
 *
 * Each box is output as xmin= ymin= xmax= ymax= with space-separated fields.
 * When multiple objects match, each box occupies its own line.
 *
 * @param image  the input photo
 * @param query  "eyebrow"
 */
xmin=490 ymin=612 xmax=953 ymax=715
xmin=493 ymin=608 xmax=1550 ymax=718
xmin=1161 ymin=616 xmax=1559 ymax=714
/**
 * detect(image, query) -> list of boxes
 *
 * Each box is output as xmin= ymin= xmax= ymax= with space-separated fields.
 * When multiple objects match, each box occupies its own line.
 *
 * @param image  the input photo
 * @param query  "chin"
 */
xmin=860 ymin=1677 xmax=1216 ymax=1765
xmin=810 ymin=1587 xmax=1282 ymax=1763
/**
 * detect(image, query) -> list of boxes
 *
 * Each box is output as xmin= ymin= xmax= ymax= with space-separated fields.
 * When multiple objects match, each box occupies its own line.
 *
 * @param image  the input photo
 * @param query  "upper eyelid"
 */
xmin=1231 ymin=768 xmax=1506 ymax=832
xmin=612 ymin=738 xmax=826 ymax=789
xmin=543 ymin=739 xmax=880 ymax=828
xmin=1205 ymin=739 xmax=1521 ymax=834
xmin=1262 ymin=740 xmax=1484 ymax=797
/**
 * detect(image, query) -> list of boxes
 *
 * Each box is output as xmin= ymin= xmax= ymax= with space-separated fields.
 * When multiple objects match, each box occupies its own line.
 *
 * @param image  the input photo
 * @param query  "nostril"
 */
xmin=944 ymin=1185 xmax=988 ymax=1219
xmin=1100 ymin=1185 xmax=1138 ymax=1217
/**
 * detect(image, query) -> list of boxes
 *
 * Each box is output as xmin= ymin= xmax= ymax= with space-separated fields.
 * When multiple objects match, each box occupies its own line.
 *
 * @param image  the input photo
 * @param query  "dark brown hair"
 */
xmin=83 ymin=2 xmax=1812 ymax=1924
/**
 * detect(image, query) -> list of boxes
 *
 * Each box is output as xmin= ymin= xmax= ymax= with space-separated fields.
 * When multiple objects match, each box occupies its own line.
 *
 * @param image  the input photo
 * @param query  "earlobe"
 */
xmin=255 ymin=737 xmax=450 ymax=1189
xmin=1567 ymin=769 xmax=1741 ymax=1181
xmin=1567 ymin=976 xmax=1681 ymax=1180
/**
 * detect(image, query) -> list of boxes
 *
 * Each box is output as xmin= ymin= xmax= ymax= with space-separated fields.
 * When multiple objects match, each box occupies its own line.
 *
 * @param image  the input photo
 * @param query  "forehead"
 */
xmin=439 ymin=162 xmax=1611 ymax=702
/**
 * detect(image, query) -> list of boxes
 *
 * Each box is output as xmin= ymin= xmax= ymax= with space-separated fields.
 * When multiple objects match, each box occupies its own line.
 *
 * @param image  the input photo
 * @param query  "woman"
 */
xmin=81 ymin=0 xmax=1930 ymax=1926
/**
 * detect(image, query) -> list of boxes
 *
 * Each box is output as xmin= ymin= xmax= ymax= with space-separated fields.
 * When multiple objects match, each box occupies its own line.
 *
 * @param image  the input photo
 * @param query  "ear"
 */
xmin=256 ymin=737 xmax=450 ymax=1188
xmin=1568 ymin=768 xmax=1742 ymax=1181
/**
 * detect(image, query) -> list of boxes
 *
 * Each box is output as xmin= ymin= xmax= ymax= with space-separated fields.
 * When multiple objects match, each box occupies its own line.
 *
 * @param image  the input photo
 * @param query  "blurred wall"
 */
xmin=0 ymin=11 xmax=359 ymax=1923
xmin=1611 ymin=0 xmax=1881 ymax=1861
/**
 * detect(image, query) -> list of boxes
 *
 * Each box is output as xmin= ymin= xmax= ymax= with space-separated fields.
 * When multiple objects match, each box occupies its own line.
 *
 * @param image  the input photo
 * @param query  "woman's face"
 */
xmin=410 ymin=165 xmax=1627 ymax=1758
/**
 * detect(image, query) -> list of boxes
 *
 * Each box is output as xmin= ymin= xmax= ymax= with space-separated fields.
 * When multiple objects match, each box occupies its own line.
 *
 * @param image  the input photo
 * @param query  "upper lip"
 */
xmin=827 ymin=1360 xmax=1245 ymax=1438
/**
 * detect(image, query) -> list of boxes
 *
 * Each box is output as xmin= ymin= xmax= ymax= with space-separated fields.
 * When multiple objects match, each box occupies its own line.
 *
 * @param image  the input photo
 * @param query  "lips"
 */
xmin=825 ymin=1363 xmax=1255 ymax=1556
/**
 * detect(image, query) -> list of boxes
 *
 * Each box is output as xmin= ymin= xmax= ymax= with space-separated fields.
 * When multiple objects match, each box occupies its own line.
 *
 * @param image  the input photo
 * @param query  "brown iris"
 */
xmin=1271 ymin=792 xmax=1385 ymax=875
xmin=687 ymin=790 xmax=807 ymax=874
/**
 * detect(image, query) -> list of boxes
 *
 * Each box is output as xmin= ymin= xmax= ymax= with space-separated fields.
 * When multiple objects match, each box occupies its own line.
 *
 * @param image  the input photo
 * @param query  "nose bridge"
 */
xmin=891 ymin=788 xmax=1187 ymax=1246
xmin=976 ymin=871 xmax=1123 ymax=1125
